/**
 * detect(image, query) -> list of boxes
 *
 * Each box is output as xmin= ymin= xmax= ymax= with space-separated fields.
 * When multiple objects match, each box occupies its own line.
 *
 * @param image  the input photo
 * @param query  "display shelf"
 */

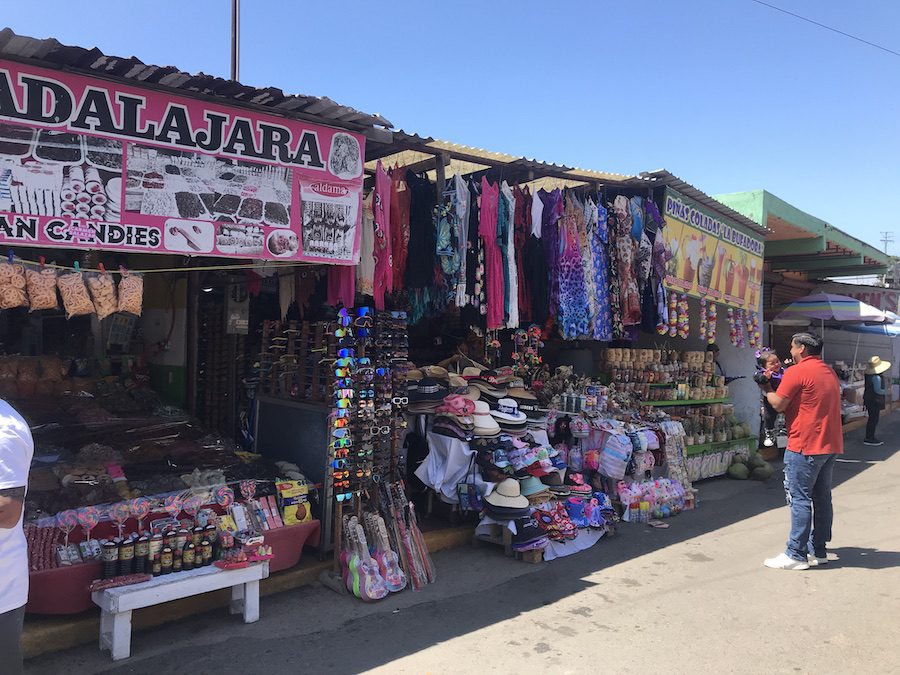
xmin=642 ymin=398 xmax=731 ymax=407
xmin=685 ymin=436 xmax=758 ymax=457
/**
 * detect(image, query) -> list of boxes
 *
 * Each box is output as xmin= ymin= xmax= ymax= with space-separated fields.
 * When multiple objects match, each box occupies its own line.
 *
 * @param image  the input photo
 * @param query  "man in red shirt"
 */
xmin=757 ymin=333 xmax=842 ymax=570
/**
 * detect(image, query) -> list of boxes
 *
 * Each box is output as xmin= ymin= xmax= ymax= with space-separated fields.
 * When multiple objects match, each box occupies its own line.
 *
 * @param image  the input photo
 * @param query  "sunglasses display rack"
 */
xmin=198 ymin=300 xmax=246 ymax=435
xmin=258 ymin=320 xmax=334 ymax=402
xmin=326 ymin=307 xmax=433 ymax=599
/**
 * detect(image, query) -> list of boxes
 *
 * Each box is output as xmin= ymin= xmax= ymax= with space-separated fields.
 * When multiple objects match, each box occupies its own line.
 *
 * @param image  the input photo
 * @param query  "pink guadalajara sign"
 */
xmin=0 ymin=59 xmax=365 ymax=264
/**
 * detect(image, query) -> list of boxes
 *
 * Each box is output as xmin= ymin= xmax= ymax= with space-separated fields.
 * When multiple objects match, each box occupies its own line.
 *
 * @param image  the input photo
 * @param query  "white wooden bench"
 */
xmin=91 ymin=562 xmax=269 ymax=661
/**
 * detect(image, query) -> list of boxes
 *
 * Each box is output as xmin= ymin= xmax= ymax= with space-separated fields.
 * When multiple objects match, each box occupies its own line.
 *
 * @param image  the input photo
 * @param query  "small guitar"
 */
xmin=353 ymin=523 xmax=388 ymax=602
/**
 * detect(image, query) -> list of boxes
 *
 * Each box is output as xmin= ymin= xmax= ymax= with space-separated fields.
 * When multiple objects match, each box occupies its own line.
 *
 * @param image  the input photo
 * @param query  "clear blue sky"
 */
xmin=4 ymin=0 xmax=899 ymax=254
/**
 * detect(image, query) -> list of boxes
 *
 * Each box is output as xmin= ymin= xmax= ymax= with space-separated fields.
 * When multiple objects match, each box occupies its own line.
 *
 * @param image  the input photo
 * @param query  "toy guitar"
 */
xmin=353 ymin=522 xmax=388 ymax=602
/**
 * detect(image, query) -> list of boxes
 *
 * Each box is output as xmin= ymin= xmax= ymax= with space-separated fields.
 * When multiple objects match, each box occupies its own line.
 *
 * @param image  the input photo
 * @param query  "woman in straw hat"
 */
xmin=863 ymin=355 xmax=891 ymax=446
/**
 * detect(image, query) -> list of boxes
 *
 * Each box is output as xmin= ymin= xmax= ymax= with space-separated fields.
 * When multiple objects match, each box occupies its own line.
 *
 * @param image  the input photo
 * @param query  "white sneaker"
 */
xmin=763 ymin=436 xmax=774 ymax=447
xmin=763 ymin=553 xmax=809 ymax=570
xmin=807 ymin=554 xmax=828 ymax=566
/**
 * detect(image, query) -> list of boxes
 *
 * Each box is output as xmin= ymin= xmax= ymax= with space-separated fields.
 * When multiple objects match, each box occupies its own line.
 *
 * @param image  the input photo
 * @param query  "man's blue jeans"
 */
xmin=783 ymin=450 xmax=837 ymax=561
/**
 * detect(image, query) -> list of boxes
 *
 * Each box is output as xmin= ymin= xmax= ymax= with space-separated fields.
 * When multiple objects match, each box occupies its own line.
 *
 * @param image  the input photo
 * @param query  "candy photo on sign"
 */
xmin=216 ymin=222 xmax=264 ymax=256
xmin=327 ymin=132 xmax=362 ymax=180
xmin=0 ymin=122 xmax=123 ymax=223
xmin=123 ymin=143 xmax=292 ymax=225
xmin=164 ymin=220 xmax=215 ymax=253
xmin=298 ymin=178 xmax=360 ymax=262
xmin=266 ymin=229 xmax=299 ymax=258
xmin=301 ymin=199 xmax=354 ymax=260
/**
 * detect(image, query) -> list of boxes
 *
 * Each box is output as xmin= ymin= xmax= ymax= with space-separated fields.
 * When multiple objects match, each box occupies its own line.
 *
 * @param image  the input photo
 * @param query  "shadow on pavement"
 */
xmin=24 ymin=414 xmax=900 ymax=675
xmin=818 ymin=547 xmax=900 ymax=571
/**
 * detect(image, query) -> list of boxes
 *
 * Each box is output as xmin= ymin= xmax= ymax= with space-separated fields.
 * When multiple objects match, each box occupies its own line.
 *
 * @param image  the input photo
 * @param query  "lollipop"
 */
xmin=130 ymin=497 xmax=152 ymax=534
xmin=57 ymin=509 xmax=78 ymax=546
xmin=109 ymin=502 xmax=131 ymax=539
xmin=76 ymin=506 xmax=101 ymax=542
xmin=214 ymin=485 xmax=235 ymax=508
xmin=163 ymin=494 xmax=183 ymax=519
xmin=183 ymin=494 xmax=203 ymax=527
xmin=239 ymin=480 xmax=256 ymax=501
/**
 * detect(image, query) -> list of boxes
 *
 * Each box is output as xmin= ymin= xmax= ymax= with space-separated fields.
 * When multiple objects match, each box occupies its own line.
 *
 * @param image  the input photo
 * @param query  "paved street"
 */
xmin=26 ymin=418 xmax=900 ymax=675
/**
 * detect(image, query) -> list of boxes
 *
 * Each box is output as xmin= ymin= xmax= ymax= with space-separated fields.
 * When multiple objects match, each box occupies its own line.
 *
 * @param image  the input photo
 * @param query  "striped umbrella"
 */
xmin=774 ymin=293 xmax=888 ymax=323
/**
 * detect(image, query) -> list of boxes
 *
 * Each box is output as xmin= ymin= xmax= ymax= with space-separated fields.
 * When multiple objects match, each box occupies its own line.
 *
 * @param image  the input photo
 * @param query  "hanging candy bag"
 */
xmin=24 ymin=260 xmax=59 ymax=311
xmin=0 ymin=259 xmax=28 ymax=309
xmin=57 ymin=268 xmax=94 ymax=319
xmin=117 ymin=271 xmax=144 ymax=316
xmin=86 ymin=267 xmax=118 ymax=319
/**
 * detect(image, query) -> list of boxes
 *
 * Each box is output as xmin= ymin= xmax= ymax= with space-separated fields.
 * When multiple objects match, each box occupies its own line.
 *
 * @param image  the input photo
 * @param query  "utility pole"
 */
xmin=879 ymin=231 xmax=893 ymax=254
xmin=230 ymin=0 xmax=240 ymax=81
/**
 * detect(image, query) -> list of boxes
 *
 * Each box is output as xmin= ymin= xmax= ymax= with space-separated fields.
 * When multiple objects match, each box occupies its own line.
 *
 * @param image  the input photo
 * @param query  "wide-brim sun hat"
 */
xmin=866 ymin=356 xmax=891 ymax=375
xmin=518 ymin=475 xmax=547 ymax=496
xmin=462 ymin=385 xmax=481 ymax=402
xmin=485 ymin=478 xmax=529 ymax=509
xmin=409 ymin=377 xmax=448 ymax=402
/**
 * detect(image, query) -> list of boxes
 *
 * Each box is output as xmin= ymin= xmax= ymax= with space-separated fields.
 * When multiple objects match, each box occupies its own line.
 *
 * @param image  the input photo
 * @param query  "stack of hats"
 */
xmin=463 ymin=368 xmax=508 ymax=404
xmin=511 ymin=513 xmax=548 ymax=552
xmin=431 ymin=393 xmax=476 ymax=441
xmin=484 ymin=478 xmax=530 ymax=520
xmin=407 ymin=376 xmax=448 ymax=414
xmin=518 ymin=475 xmax=553 ymax=505
xmin=472 ymin=400 xmax=501 ymax=438
xmin=540 ymin=469 xmax=571 ymax=497
xmin=506 ymin=386 xmax=546 ymax=427
xmin=490 ymin=398 xmax=528 ymax=435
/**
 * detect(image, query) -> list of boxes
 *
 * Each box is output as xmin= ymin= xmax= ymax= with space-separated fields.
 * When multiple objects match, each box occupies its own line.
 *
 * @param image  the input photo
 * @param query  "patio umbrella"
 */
xmin=773 ymin=293 xmax=889 ymax=324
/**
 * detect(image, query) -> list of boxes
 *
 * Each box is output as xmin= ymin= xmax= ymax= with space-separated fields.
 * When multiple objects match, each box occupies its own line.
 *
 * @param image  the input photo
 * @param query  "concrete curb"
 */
xmin=23 ymin=525 xmax=473 ymax=660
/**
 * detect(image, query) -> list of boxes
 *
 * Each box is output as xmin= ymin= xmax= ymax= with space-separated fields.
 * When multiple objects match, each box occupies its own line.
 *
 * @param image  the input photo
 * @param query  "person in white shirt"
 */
xmin=0 ymin=399 xmax=34 ymax=675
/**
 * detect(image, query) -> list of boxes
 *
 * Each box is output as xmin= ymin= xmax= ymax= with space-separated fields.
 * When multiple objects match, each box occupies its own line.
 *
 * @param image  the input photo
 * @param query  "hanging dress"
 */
xmin=539 ymin=188 xmax=564 ymax=325
xmin=613 ymin=195 xmax=641 ymax=326
xmin=480 ymin=177 xmax=503 ymax=330
xmin=390 ymin=167 xmax=411 ymax=292
xmin=513 ymin=185 xmax=532 ymax=323
xmin=556 ymin=193 xmax=591 ymax=340
xmin=372 ymin=160 xmax=393 ymax=309
xmin=605 ymin=201 xmax=626 ymax=340
xmin=590 ymin=199 xmax=613 ymax=341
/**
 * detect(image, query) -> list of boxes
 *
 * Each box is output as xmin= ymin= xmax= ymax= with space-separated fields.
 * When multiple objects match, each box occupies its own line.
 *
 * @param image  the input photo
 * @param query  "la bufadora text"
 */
xmin=0 ymin=214 xmax=161 ymax=248
xmin=0 ymin=69 xmax=326 ymax=169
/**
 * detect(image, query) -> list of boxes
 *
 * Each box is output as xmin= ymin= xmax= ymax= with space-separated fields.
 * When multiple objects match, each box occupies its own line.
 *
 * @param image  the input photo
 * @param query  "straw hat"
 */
xmin=484 ymin=478 xmax=529 ymax=509
xmin=866 ymin=356 xmax=891 ymax=375
xmin=472 ymin=400 xmax=501 ymax=437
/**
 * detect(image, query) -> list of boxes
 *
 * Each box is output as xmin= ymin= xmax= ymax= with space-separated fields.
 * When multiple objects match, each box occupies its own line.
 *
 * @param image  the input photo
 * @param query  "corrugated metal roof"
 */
xmin=0 ymin=28 xmax=393 ymax=135
xmin=632 ymin=170 xmax=772 ymax=237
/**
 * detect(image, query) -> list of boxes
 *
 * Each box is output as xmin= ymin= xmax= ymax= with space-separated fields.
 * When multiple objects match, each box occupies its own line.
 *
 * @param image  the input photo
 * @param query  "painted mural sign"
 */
xmin=660 ymin=188 xmax=765 ymax=310
xmin=0 ymin=59 xmax=364 ymax=263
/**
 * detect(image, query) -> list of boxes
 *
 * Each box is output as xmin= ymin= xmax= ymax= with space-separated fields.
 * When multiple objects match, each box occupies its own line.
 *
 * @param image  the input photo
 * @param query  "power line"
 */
xmin=749 ymin=0 xmax=900 ymax=58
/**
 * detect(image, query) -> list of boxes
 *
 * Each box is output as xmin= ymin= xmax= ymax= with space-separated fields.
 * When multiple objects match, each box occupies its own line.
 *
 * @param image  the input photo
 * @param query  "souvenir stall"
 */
xmin=346 ymin=142 xmax=770 ymax=562
xmin=0 ymin=51 xmax=381 ymax=614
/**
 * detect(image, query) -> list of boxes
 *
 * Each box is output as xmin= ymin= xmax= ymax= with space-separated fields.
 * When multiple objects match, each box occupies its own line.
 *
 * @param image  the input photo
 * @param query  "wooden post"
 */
xmin=186 ymin=267 xmax=199 ymax=415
